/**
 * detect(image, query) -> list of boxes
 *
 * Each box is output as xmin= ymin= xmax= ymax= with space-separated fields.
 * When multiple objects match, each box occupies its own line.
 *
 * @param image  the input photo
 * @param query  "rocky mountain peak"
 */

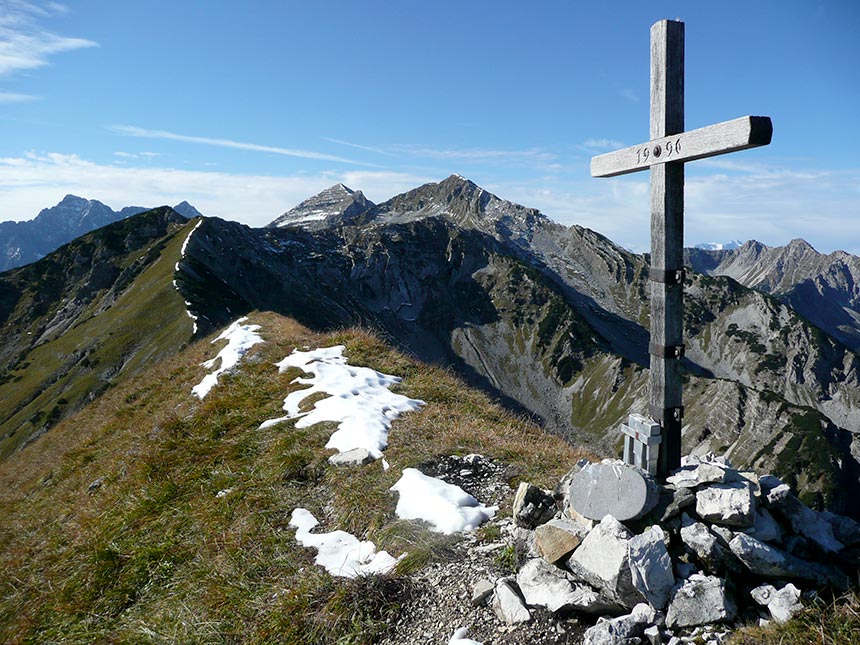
xmin=57 ymin=194 xmax=89 ymax=207
xmin=367 ymin=174 xmax=546 ymax=241
xmin=172 ymin=201 xmax=204 ymax=219
xmin=34 ymin=195 xmax=115 ymax=230
xmin=267 ymin=183 xmax=374 ymax=229
xmin=786 ymin=238 xmax=817 ymax=254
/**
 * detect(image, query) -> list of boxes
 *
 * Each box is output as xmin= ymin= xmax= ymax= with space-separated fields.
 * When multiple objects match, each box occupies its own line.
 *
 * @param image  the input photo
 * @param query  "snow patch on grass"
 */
xmin=192 ymin=317 xmax=264 ymax=399
xmin=289 ymin=508 xmax=403 ymax=578
xmin=259 ymin=345 xmax=424 ymax=458
xmin=391 ymin=468 xmax=497 ymax=535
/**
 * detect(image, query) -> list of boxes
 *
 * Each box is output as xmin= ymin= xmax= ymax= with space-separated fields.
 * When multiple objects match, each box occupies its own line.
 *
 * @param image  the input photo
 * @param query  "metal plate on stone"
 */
xmin=569 ymin=462 xmax=651 ymax=521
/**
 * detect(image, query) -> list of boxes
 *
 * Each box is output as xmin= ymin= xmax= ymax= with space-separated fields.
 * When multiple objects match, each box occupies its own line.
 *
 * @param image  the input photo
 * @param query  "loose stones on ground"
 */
xmin=485 ymin=452 xmax=860 ymax=644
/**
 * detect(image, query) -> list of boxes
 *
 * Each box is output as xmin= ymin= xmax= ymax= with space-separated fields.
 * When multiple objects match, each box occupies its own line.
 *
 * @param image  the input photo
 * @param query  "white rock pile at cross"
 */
xmin=480 ymin=454 xmax=860 ymax=644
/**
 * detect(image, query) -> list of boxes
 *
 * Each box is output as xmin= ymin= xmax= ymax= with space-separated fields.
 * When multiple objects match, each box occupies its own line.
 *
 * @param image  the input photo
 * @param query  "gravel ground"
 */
xmin=377 ymin=455 xmax=591 ymax=645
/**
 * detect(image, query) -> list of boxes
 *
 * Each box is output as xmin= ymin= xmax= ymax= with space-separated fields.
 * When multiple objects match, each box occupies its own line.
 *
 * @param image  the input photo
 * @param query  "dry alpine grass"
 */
xmin=0 ymin=311 xmax=585 ymax=644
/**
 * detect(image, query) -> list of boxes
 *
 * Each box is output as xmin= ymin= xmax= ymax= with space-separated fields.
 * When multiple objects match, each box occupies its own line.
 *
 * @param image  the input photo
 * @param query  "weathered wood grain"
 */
xmin=590 ymin=115 xmax=773 ymax=178
xmin=649 ymin=19 xmax=685 ymax=477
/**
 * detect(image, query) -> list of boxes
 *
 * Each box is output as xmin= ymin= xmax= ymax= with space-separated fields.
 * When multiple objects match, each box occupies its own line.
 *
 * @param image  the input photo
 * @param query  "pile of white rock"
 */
xmin=483 ymin=454 xmax=860 ymax=645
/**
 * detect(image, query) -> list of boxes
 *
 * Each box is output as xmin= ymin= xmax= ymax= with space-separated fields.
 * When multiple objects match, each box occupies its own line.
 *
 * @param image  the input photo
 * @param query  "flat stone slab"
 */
xmin=569 ymin=462 xmax=654 ymax=521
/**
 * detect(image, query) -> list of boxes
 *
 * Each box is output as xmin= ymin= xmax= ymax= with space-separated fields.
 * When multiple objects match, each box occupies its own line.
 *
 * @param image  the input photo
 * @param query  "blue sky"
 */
xmin=0 ymin=0 xmax=858 ymax=253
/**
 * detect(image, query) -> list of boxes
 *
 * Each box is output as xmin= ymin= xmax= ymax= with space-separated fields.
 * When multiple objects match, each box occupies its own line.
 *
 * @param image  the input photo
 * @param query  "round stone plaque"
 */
xmin=569 ymin=462 xmax=653 ymax=521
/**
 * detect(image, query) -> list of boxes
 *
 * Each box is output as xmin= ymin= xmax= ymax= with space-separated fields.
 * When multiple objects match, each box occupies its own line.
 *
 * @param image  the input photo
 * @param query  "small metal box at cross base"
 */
xmin=621 ymin=413 xmax=662 ymax=476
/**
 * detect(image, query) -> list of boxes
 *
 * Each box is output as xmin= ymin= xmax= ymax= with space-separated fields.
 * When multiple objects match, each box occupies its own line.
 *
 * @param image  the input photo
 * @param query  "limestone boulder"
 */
xmin=750 ymin=582 xmax=803 ymax=624
xmin=820 ymin=511 xmax=860 ymax=547
xmin=328 ymin=447 xmax=375 ymax=466
xmin=628 ymin=525 xmax=675 ymax=610
xmin=582 ymin=603 xmax=657 ymax=645
xmin=695 ymin=482 xmax=755 ymax=527
xmin=471 ymin=579 xmax=494 ymax=607
xmin=776 ymin=494 xmax=843 ymax=553
xmin=492 ymin=578 xmax=531 ymax=624
xmin=516 ymin=557 xmax=619 ymax=615
xmin=567 ymin=515 xmax=642 ymax=609
xmin=728 ymin=533 xmax=795 ymax=578
xmin=679 ymin=515 xmax=737 ymax=574
xmin=742 ymin=508 xmax=783 ymax=544
xmin=759 ymin=474 xmax=791 ymax=507
xmin=665 ymin=574 xmax=736 ymax=629
xmin=666 ymin=462 xmax=727 ymax=489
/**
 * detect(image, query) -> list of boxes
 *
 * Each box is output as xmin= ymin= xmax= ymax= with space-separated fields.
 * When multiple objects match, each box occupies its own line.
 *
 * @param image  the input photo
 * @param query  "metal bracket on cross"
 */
xmin=622 ymin=413 xmax=662 ymax=476
xmin=648 ymin=267 xmax=686 ymax=286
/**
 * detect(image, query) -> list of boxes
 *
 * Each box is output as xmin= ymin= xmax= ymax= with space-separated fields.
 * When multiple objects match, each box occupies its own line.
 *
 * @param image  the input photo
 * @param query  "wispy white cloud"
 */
xmin=579 ymin=138 xmax=625 ymax=152
xmin=110 ymin=125 xmax=375 ymax=166
xmin=0 ymin=1 xmax=97 ymax=77
xmin=617 ymin=88 xmax=639 ymax=103
xmin=113 ymin=150 xmax=161 ymax=160
xmin=0 ymin=91 xmax=37 ymax=102
xmin=325 ymin=138 xmax=560 ymax=171
xmin=0 ymin=151 xmax=430 ymax=226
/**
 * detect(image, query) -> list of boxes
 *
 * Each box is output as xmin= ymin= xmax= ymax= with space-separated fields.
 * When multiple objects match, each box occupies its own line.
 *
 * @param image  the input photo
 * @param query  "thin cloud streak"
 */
xmin=323 ymin=137 xmax=395 ymax=156
xmin=389 ymin=144 xmax=556 ymax=163
xmin=0 ymin=1 xmax=97 ymax=77
xmin=580 ymin=138 xmax=625 ymax=151
xmin=0 ymin=91 xmax=37 ymax=103
xmin=110 ymin=125 xmax=377 ymax=166
xmin=325 ymin=138 xmax=557 ymax=164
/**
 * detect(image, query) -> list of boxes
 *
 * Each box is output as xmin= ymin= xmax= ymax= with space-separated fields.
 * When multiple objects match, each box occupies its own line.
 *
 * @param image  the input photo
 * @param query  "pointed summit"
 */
xmin=173 ymin=201 xmax=204 ymax=219
xmin=368 ymin=175 xmax=546 ymax=243
xmin=267 ymin=184 xmax=374 ymax=229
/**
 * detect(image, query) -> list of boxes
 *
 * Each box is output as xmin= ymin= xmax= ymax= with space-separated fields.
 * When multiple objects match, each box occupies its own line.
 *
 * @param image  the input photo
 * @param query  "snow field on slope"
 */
xmin=174 ymin=218 xmax=203 ymax=333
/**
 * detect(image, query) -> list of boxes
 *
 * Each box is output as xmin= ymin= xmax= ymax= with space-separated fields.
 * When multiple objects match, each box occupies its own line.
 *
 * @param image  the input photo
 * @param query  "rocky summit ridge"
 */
xmin=3 ymin=176 xmax=860 ymax=519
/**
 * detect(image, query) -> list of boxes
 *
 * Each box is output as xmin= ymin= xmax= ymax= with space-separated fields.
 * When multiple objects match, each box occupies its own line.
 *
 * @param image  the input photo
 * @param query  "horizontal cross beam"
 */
xmin=590 ymin=115 xmax=772 ymax=178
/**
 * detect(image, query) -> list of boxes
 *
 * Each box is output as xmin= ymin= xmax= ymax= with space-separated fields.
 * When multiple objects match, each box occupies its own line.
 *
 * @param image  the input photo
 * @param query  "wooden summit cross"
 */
xmin=591 ymin=19 xmax=772 ymax=478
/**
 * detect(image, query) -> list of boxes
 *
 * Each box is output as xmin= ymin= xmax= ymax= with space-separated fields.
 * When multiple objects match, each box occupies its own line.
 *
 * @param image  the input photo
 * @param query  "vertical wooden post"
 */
xmin=590 ymin=20 xmax=772 ymax=479
xmin=650 ymin=20 xmax=684 ymax=477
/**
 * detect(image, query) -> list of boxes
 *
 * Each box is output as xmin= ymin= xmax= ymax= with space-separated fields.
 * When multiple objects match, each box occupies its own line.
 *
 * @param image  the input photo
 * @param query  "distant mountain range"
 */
xmin=687 ymin=239 xmax=860 ymax=354
xmin=2 ymin=178 xmax=860 ymax=516
xmin=694 ymin=240 xmax=744 ymax=251
xmin=0 ymin=196 xmax=203 ymax=272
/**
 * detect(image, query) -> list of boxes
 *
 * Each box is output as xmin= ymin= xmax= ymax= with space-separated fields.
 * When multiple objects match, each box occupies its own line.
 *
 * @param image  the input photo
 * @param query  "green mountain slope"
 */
xmin=0 ymin=209 xmax=193 ymax=459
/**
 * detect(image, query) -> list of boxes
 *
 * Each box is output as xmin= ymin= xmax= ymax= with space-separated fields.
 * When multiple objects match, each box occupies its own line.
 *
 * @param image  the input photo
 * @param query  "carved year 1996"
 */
xmin=636 ymin=138 xmax=681 ymax=164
